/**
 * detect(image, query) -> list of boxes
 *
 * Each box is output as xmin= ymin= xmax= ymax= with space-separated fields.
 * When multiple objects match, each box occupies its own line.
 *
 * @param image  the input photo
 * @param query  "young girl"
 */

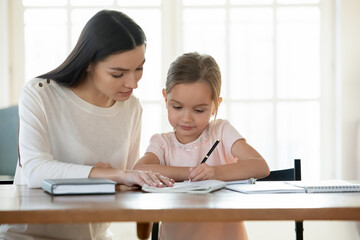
xmin=134 ymin=52 xmax=270 ymax=240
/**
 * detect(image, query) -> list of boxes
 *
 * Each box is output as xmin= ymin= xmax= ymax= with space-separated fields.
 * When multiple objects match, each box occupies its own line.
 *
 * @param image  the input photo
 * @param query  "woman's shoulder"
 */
xmin=128 ymin=94 xmax=141 ymax=105
xmin=20 ymin=78 xmax=67 ymax=105
xmin=22 ymin=78 xmax=61 ymax=93
xmin=123 ymin=95 xmax=142 ymax=115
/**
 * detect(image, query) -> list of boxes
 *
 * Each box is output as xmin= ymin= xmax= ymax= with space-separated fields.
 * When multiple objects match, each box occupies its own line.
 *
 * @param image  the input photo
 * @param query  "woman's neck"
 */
xmin=71 ymin=81 xmax=115 ymax=108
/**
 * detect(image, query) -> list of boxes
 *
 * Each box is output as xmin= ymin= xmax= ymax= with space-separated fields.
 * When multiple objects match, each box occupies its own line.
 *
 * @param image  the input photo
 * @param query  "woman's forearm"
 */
xmin=134 ymin=164 xmax=190 ymax=182
xmin=89 ymin=167 xmax=123 ymax=182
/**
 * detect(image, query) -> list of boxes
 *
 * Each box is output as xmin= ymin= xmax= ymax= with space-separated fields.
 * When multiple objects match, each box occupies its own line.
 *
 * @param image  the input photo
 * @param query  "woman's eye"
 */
xmin=172 ymin=106 xmax=182 ymax=110
xmin=136 ymin=67 xmax=144 ymax=71
xmin=195 ymin=109 xmax=205 ymax=113
xmin=112 ymin=73 xmax=124 ymax=78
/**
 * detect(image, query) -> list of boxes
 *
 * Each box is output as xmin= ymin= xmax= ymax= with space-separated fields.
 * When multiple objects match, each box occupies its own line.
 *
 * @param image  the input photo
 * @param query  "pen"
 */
xmin=187 ymin=139 xmax=221 ymax=182
xmin=201 ymin=139 xmax=221 ymax=164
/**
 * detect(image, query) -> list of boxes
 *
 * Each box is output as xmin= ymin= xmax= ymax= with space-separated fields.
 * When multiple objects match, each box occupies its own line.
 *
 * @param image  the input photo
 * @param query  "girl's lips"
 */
xmin=180 ymin=125 xmax=193 ymax=131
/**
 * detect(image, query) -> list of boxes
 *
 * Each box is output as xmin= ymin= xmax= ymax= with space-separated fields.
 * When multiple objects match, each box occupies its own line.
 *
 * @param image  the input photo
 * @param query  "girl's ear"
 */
xmin=218 ymin=97 xmax=223 ymax=107
xmin=162 ymin=89 xmax=167 ymax=103
xmin=212 ymin=97 xmax=223 ymax=116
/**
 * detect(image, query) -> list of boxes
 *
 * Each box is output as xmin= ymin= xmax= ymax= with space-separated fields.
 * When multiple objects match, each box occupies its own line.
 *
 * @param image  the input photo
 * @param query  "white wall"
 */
xmin=340 ymin=0 xmax=360 ymax=180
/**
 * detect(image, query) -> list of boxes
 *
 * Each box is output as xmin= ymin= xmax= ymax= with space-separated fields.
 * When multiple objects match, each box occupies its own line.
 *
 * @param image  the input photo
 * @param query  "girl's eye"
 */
xmin=172 ymin=106 xmax=182 ymax=110
xmin=136 ymin=67 xmax=144 ymax=71
xmin=195 ymin=109 xmax=205 ymax=113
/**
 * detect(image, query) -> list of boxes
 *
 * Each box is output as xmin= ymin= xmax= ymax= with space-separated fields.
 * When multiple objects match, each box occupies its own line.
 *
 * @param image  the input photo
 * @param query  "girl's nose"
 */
xmin=182 ymin=110 xmax=192 ymax=122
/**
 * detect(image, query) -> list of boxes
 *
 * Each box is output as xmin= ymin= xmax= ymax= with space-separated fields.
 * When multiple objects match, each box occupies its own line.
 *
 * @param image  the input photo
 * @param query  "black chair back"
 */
xmin=258 ymin=159 xmax=303 ymax=240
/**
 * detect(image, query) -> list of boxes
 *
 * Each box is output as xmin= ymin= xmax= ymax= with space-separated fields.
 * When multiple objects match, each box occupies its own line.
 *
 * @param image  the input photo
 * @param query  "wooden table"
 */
xmin=1 ymin=184 xmax=360 ymax=239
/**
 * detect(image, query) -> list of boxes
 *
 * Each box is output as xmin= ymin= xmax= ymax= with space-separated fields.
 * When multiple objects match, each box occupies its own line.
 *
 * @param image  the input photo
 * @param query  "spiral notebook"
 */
xmin=286 ymin=180 xmax=360 ymax=193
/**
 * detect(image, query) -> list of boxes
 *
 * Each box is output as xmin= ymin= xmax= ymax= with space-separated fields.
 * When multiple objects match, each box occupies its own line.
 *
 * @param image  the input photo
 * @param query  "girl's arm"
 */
xmin=133 ymin=152 xmax=190 ymax=182
xmin=188 ymin=139 xmax=270 ymax=181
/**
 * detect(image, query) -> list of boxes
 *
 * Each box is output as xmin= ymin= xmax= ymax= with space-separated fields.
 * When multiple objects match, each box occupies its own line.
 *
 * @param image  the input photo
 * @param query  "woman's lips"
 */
xmin=120 ymin=90 xmax=133 ymax=97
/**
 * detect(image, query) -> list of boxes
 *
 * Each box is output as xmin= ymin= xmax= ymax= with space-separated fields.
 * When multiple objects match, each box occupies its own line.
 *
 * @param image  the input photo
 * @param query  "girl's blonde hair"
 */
xmin=165 ymin=52 xmax=221 ymax=117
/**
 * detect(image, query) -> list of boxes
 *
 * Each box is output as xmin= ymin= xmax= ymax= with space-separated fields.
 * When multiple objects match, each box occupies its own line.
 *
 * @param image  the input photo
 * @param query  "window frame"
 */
xmin=8 ymin=0 xmax=336 ymax=180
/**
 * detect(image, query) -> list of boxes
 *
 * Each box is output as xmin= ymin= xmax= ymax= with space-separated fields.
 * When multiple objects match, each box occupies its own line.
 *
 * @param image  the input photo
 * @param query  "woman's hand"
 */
xmin=188 ymin=163 xmax=215 ymax=181
xmin=94 ymin=161 xmax=115 ymax=169
xmin=90 ymin=162 xmax=174 ymax=188
xmin=119 ymin=170 xmax=175 ymax=188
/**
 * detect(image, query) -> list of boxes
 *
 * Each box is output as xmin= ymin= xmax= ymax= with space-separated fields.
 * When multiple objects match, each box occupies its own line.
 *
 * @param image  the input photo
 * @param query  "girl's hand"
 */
xmin=119 ymin=170 xmax=175 ymax=188
xmin=188 ymin=164 xmax=216 ymax=181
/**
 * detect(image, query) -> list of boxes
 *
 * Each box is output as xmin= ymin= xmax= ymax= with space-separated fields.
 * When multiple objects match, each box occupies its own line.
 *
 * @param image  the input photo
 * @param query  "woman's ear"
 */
xmin=86 ymin=63 xmax=92 ymax=72
xmin=218 ymin=97 xmax=223 ymax=107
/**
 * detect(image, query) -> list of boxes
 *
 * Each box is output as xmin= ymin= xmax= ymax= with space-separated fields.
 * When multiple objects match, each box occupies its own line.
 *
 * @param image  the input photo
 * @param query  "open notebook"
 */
xmin=142 ymin=180 xmax=226 ymax=193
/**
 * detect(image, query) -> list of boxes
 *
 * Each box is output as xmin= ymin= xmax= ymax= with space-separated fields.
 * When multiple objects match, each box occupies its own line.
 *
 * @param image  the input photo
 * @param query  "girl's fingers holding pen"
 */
xmin=189 ymin=164 xmax=215 ymax=181
xmin=188 ymin=165 xmax=203 ymax=181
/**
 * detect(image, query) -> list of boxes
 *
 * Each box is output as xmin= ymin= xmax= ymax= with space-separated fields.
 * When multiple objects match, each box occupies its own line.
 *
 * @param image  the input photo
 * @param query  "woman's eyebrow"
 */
xmin=109 ymin=67 xmax=129 ymax=71
xmin=109 ymin=59 xmax=146 ymax=71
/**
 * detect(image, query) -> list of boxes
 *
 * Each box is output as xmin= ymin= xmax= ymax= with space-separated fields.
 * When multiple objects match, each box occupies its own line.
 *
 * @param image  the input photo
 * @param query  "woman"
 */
xmin=0 ymin=10 xmax=173 ymax=240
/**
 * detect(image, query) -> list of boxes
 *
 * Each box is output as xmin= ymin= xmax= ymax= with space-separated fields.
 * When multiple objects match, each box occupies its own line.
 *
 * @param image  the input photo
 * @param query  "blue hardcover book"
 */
xmin=42 ymin=178 xmax=116 ymax=195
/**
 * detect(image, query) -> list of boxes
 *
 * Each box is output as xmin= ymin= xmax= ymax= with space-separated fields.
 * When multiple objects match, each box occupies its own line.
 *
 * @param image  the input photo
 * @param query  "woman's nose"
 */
xmin=125 ymin=73 xmax=139 ymax=89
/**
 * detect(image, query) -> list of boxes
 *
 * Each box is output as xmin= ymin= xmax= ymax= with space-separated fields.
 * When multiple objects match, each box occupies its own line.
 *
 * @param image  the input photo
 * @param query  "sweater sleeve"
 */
xmin=18 ymin=81 xmax=92 ymax=188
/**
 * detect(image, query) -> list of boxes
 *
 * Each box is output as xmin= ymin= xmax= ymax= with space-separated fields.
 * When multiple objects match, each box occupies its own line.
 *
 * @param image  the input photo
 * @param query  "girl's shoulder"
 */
xmin=209 ymin=119 xmax=244 ymax=139
xmin=209 ymin=119 xmax=232 ymax=130
xmin=148 ymin=131 xmax=176 ymax=151
xmin=150 ymin=131 xmax=175 ymax=142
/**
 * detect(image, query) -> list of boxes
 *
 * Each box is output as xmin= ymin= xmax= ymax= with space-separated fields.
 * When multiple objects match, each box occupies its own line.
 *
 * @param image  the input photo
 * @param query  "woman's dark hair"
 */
xmin=38 ymin=10 xmax=146 ymax=87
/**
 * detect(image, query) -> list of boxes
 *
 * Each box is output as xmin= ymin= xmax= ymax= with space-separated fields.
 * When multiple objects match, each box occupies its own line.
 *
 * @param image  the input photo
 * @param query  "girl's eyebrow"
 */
xmin=168 ymin=99 xmax=181 ymax=104
xmin=168 ymin=99 xmax=210 ymax=107
xmin=109 ymin=59 xmax=146 ymax=71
